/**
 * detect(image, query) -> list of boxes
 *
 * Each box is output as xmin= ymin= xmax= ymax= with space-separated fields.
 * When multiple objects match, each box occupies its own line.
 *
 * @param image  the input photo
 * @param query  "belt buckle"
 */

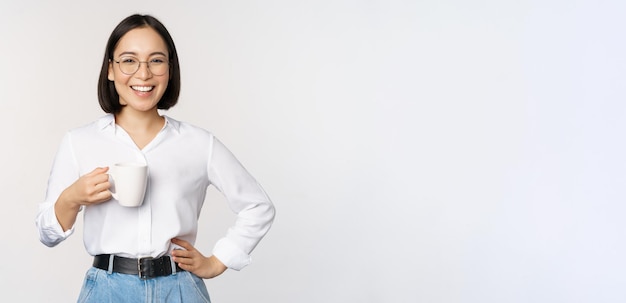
xmin=138 ymin=257 xmax=154 ymax=280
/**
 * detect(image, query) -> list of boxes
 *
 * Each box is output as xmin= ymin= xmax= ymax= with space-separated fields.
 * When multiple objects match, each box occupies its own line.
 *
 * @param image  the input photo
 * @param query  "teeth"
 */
xmin=132 ymin=86 xmax=154 ymax=92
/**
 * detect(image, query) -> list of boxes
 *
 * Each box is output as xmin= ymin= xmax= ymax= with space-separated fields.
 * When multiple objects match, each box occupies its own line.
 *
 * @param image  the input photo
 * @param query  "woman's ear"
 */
xmin=108 ymin=60 xmax=115 ymax=81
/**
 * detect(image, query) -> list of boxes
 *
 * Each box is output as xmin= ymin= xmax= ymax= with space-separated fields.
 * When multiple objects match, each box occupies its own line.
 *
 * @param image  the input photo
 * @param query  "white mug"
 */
xmin=109 ymin=162 xmax=148 ymax=207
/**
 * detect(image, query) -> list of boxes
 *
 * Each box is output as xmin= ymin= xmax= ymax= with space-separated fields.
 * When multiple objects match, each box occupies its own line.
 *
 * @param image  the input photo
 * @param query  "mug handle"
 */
xmin=109 ymin=167 xmax=118 ymax=200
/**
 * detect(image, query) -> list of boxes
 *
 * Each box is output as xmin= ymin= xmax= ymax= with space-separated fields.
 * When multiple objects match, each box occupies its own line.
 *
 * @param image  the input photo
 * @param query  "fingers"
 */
xmin=93 ymin=173 xmax=111 ymax=184
xmin=73 ymin=167 xmax=111 ymax=204
xmin=171 ymin=238 xmax=200 ymax=266
xmin=88 ymin=167 xmax=110 ymax=186
xmin=87 ymin=166 xmax=109 ymax=176
xmin=170 ymin=239 xmax=193 ymax=261
xmin=93 ymin=180 xmax=111 ymax=193
xmin=169 ymin=239 xmax=225 ymax=279
xmin=90 ymin=168 xmax=111 ymax=187
xmin=171 ymin=248 xmax=189 ymax=259
xmin=93 ymin=188 xmax=112 ymax=202
xmin=171 ymin=250 xmax=210 ymax=277
xmin=173 ymin=253 xmax=194 ymax=267
xmin=87 ymin=175 xmax=111 ymax=201
xmin=171 ymin=248 xmax=197 ymax=270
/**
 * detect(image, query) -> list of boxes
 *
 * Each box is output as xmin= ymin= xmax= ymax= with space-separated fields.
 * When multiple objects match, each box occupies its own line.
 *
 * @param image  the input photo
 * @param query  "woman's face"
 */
xmin=108 ymin=27 xmax=170 ymax=114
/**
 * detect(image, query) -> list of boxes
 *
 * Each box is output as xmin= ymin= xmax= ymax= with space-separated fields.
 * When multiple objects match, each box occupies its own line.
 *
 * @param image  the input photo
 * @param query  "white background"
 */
xmin=1 ymin=0 xmax=625 ymax=302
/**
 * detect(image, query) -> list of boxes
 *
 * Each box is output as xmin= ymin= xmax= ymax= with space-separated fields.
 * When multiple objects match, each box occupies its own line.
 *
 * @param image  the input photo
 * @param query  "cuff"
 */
xmin=38 ymin=207 xmax=74 ymax=247
xmin=212 ymin=238 xmax=251 ymax=271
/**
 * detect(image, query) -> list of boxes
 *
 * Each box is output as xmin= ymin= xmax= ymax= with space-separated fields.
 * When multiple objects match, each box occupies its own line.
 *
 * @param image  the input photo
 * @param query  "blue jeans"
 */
xmin=77 ymin=267 xmax=211 ymax=303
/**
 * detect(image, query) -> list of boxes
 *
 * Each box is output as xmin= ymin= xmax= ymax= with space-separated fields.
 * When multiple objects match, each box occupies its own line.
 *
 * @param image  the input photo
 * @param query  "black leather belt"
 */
xmin=93 ymin=254 xmax=184 ymax=279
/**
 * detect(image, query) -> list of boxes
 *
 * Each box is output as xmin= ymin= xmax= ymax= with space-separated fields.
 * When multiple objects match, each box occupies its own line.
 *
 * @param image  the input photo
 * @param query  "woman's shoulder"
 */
xmin=163 ymin=115 xmax=215 ymax=138
xmin=66 ymin=114 xmax=115 ymax=136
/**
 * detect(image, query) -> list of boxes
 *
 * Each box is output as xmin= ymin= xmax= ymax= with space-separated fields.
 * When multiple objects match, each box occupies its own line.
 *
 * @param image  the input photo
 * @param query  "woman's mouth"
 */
xmin=131 ymin=85 xmax=155 ymax=92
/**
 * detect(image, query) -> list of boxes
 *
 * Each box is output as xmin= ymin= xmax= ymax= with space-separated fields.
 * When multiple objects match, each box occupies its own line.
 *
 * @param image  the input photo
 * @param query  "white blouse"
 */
xmin=36 ymin=114 xmax=275 ymax=271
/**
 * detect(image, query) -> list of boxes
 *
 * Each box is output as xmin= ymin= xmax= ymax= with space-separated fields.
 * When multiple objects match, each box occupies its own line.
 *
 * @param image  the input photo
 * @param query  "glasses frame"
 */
xmin=112 ymin=57 xmax=170 ymax=76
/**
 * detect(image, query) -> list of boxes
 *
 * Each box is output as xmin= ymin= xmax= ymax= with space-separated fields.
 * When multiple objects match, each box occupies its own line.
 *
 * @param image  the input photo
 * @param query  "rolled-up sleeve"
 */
xmin=207 ymin=136 xmax=276 ymax=270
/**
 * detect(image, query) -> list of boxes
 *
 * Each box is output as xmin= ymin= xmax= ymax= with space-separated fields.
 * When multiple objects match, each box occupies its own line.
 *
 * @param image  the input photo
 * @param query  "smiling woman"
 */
xmin=35 ymin=14 xmax=275 ymax=303
xmin=105 ymin=28 xmax=172 ymax=148
xmin=97 ymin=15 xmax=181 ymax=115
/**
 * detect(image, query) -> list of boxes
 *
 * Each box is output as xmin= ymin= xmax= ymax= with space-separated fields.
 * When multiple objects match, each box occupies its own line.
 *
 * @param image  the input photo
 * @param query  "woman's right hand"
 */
xmin=62 ymin=167 xmax=113 ymax=207
xmin=55 ymin=167 xmax=112 ymax=231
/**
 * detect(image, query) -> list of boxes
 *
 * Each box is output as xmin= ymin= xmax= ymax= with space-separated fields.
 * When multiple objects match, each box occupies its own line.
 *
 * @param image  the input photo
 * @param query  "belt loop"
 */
xmin=170 ymin=256 xmax=177 ymax=275
xmin=107 ymin=254 xmax=114 ymax=274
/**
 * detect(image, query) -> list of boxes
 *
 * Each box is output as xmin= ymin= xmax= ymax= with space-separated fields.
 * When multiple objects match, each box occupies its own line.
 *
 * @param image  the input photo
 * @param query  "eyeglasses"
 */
xmin=113 ymin=56 xmax=170 ymax=76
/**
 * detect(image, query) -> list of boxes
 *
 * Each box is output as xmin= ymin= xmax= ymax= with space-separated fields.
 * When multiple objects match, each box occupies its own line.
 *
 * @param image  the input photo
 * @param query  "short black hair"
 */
xmin=97 ymin=14 xmax=181 ymax=113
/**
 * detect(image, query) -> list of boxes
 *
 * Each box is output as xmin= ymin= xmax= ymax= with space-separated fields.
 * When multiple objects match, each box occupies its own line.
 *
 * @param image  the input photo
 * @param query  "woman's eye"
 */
xmin=121 ymin=58 xmax=136 ymax=63
xmin=151 ymin=58 xmax=166 ymax=64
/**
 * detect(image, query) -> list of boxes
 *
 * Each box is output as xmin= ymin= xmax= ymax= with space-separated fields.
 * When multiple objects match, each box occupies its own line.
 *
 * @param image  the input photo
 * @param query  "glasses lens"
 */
xmin=118 ymin=57 xmax=137 ymax=74
xmin=148 ymin=58 xmax=169 ymax=76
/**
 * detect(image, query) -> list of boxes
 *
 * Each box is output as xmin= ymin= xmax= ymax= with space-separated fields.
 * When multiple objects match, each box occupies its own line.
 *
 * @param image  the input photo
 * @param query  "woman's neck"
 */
xmin=114 ymin=108 xmax=165 ymax=149
xmin=115 ymin=108 xmax=163 ymax=130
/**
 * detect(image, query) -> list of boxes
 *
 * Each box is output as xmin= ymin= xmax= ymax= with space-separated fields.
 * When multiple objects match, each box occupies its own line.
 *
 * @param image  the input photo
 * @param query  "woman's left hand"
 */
xmin=170 ymin=238 xmax=227 ymax=279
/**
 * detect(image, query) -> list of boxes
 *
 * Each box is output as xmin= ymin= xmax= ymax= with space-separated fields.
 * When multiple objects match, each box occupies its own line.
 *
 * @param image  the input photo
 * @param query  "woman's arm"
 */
xmin=36 ymin=133 xmax=113 ymax=246
xmin=206 ymin=135 xmax=276 ymax=271
xmin=54 ymin=167 xmax=112 ymax=231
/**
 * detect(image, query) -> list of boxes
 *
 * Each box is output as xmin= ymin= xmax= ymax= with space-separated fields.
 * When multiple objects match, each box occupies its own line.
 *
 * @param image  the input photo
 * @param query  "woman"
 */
xmin=36 ymin=14 xmax=275 ymax=303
